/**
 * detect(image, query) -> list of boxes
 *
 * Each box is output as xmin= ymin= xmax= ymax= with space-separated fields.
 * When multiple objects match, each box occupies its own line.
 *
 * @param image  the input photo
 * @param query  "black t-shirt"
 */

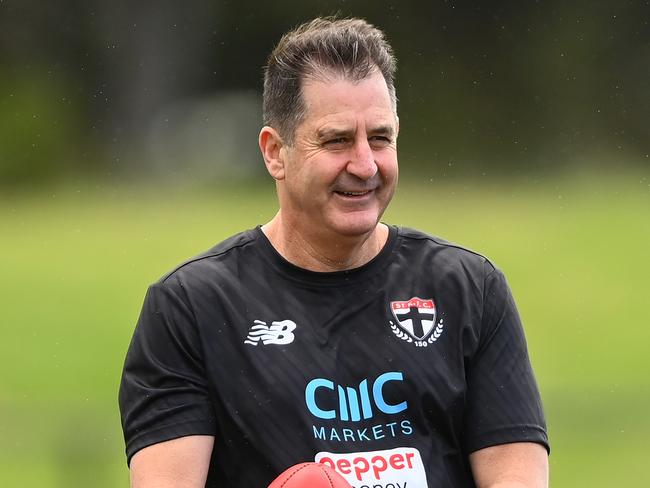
xmin=119 ymin=225 xmax=548 ymax=488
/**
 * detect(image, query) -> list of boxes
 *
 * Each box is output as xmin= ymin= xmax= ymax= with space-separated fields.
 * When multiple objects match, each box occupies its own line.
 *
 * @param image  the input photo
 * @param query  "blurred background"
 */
xmin=0 ymin=0 xmax=648 ymax=486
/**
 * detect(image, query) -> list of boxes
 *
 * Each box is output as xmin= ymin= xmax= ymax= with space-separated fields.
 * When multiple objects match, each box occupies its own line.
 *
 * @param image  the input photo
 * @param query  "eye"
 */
xmin=324 ymin=137 xmax=348 ymax=148
xmin=370 ymin=136 xmax=392 ymax=147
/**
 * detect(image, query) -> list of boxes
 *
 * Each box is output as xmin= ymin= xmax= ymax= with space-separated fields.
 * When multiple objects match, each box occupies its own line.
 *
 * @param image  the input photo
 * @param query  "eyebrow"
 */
xmin=316 ymin=125 xmax=395 ymax=140
xmin=316 ymin=128 xmax=355 ymax=141
xmin=368 ymin=125 xmax=395 ymax=138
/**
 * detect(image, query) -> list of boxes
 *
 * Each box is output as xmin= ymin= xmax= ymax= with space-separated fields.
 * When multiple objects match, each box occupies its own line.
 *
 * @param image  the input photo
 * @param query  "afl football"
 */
xmin=268 ymin=462 xmax=351 ymax=488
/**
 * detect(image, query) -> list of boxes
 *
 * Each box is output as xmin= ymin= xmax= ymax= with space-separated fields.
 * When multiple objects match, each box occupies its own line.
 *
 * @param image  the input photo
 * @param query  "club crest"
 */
xmin=389 ymin=297 xmax=444 ymax=348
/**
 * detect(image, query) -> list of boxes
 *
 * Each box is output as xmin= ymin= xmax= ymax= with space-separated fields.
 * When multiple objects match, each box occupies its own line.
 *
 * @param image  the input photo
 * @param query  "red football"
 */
xmin=268 ymin=462 xmax=352 ymax=488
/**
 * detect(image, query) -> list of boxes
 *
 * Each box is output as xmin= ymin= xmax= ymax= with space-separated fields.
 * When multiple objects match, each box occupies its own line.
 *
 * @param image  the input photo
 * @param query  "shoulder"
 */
xmin=395 ymin=226 xmax=497 ymax=277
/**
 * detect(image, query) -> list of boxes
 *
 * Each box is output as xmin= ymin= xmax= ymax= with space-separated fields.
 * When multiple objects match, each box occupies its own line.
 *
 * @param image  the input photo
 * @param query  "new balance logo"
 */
xmin=244 ymin=319 xmax=297 ymax=346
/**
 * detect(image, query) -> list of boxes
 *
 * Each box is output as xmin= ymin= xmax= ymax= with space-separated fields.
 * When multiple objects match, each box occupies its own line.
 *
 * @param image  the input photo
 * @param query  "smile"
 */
xmin=335 ymin=190 xmax=373 ymax=197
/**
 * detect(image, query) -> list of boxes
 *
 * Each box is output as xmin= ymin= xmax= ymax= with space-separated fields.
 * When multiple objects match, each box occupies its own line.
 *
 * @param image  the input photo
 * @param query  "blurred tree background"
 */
xmin=1 ymin=0 xmax=647 ymax=186
xmin=1 ymin=1 xmax=649 ymax=487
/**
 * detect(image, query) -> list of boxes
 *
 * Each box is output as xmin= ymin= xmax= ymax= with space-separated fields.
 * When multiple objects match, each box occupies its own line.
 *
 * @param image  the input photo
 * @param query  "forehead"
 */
xmin=298 ymin=71 xmax=396 ymax=133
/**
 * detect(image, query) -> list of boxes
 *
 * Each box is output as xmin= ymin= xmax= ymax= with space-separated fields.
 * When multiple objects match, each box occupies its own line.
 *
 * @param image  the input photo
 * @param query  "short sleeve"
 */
xmin=462 ymin=266 xmax=549 ymax=454
xmin=118 ymin=279 xmax=217 ymax=464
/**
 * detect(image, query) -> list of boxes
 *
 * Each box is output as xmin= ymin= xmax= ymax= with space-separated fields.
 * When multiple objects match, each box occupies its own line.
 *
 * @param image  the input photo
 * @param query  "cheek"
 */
xmin=285 ymin=163 xmax=326 ymax=201
xmin=377 ymin=154 xmax=399 ymax=181
xmin=305 ymin=156 xmax=346 ymax=183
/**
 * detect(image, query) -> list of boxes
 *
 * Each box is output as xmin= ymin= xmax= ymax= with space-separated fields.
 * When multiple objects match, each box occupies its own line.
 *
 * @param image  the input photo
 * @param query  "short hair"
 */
xmin=263 ymin=17 xmax=397 ymax=145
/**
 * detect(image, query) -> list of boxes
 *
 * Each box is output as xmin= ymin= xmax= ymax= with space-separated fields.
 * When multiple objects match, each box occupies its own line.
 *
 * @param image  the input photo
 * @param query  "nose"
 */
xmin=346 ymin=138 xmax=378 ymax=180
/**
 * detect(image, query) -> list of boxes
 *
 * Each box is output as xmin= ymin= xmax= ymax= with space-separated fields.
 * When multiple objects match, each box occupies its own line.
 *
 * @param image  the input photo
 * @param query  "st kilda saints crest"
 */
xmin=389 ymin=297 xmax=444 ymax=348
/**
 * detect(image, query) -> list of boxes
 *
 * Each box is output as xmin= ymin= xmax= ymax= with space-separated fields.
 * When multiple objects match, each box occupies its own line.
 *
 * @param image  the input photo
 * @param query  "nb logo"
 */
xmin=305 ymin=372 xmax=407 ymax=421
xmin=244 ymin=319 xmax=296 ymax=346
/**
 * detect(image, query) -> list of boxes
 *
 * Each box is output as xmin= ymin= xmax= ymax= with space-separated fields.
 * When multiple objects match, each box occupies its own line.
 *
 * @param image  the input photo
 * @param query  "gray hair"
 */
xmin=263 ymin=17 xmax=397 ymax=145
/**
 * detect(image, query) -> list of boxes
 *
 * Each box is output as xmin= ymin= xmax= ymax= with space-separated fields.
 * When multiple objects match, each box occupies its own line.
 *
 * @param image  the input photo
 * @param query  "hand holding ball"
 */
xmin=268 ymin=462 xmax=351 ymax=488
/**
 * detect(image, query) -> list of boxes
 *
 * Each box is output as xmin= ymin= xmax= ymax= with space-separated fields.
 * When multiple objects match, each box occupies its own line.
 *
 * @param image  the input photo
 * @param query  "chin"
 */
xmin=326 ymin=214 xmax=381 ymax=237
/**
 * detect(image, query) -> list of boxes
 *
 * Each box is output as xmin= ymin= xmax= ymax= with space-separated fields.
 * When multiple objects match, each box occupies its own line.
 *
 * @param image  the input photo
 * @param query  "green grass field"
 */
xmin=1 ymin=171 xmax=648 ymax=486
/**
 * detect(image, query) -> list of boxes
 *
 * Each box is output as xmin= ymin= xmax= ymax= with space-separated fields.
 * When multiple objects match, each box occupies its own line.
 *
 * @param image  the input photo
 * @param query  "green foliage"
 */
xmin=0 ymin=173 xmax=648 ymax=486
xmin=0 ymin=73 xmax=83 ymax=185
xmin=1 ymin=1 xmax=648 ymax=184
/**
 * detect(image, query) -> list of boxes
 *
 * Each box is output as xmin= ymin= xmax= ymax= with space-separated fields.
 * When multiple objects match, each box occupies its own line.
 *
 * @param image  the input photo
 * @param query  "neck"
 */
xmin=261 ymin=213 xmax=389 ymax=272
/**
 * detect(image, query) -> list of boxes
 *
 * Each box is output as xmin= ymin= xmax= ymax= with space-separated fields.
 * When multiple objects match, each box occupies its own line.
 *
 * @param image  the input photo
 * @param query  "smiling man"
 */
xmin=260 ymin=69 xmax=398 ymax=271
xmin=119 ymin=18 xmax=549 ymax=488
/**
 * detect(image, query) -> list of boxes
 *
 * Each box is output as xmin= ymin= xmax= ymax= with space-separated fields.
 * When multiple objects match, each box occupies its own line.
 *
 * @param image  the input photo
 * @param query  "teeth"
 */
xmin=341 ymin=191 xmax=368 ymax=196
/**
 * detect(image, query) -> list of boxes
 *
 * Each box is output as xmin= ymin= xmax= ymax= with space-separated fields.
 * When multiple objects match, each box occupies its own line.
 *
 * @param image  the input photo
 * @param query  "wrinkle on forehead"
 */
xmin=301 ymin=67 xmax=397 ymax=114
xmin=292 ymin=70 xmax=398 ymax=149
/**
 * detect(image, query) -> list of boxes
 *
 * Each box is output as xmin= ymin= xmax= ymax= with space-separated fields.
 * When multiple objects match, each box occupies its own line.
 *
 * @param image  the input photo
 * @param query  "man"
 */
xmin=119 ymin=17 xmax=549 ymax=487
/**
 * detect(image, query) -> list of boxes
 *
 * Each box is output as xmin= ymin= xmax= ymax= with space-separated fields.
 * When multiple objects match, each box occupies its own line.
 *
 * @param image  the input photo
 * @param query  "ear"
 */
xmin=259 ymin=126 xmax=286 ymax=180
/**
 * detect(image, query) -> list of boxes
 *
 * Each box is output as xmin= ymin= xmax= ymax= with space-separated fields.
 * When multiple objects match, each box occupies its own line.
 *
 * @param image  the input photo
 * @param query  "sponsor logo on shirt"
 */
xmin=305 ymin=371 xmax=413 ymax=443
xmin=316 ymin=447 xmax=428 ymax=488
xmin=389 ymin=297 xmax=444 ymax=347
xmin=306 ymin=372 xmax=407 ymax=421
xmin=243 ymin=319 xmax=296 ymax=346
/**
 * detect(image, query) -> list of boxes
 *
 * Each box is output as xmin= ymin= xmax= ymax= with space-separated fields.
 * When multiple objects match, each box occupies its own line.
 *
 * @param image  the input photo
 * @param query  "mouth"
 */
xmin=334 ymin=190 xmax=374 ymax=197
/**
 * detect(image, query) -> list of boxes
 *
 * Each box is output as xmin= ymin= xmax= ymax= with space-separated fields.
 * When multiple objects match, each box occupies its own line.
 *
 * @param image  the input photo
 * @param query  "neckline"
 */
xmin=253 ymin=224 xmax=398 ymax=287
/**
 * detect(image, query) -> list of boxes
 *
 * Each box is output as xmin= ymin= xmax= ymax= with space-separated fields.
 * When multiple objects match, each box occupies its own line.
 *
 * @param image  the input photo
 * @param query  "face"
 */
xmin=277 ymin=70 xmax=399 ymax=239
